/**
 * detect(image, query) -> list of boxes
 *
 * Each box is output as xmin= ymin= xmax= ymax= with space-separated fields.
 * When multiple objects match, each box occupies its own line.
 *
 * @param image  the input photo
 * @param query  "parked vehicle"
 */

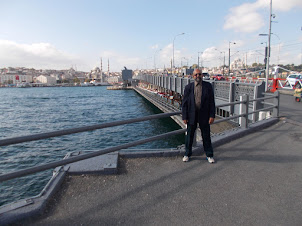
xmin=202 ymin=72 xmax=210 ymax=80
xmin=286 ymin=74 xmax=302 ymax=87
xmin=213 ymin=74 xmax=225 ymax=81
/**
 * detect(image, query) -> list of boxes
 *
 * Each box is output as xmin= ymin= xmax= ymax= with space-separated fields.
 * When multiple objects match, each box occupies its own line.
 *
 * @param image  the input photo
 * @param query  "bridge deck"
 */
xmin=22 ymin=119 xmax=302 ymax=225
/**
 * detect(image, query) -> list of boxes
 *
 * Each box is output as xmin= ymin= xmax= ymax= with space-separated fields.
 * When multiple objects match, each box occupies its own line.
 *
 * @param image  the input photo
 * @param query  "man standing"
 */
xmin=182 ymin=68 xmax=215 ymax=163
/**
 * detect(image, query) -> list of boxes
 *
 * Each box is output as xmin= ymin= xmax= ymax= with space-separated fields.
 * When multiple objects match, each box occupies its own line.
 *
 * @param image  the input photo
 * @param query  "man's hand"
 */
xmin=209 ymin=117 xmax=214 ymax=124
xmin=183 ymin=120 xmax=188 ymax=124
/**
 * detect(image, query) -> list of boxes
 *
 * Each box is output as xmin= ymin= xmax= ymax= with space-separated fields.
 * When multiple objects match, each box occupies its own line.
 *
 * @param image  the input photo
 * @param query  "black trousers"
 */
xmin=184 ymin=123 xmax=214 ymax=158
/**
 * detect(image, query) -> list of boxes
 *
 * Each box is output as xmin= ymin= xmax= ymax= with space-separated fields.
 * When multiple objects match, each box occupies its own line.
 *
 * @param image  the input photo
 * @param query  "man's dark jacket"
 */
xmin=182 ymin=81 xmax=215 ymax=126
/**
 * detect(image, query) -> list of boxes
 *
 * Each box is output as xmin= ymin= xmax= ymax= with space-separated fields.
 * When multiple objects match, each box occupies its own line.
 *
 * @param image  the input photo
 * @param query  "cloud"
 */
xmin=159 ymin=44 xmax=173 ymax=66
xmin=256 ymin=0 xmax=302 ymax=11
xmin=0 ymin=40 xmax=81 ymax=70
xmin=202 ymin=47 xmax=217 ymax=60
xmin=223 ymin=2 xmax=264 ymax=33
xmin=224 ymin=0 xmax=302 ymax=33
xmin=158 ymin=43 xmax=189 ymax=68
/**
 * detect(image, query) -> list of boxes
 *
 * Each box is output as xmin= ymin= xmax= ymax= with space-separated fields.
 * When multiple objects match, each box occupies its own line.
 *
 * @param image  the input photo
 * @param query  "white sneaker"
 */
xmin=183 ymin=156 xmax=189 ymax=162
xmin=207 ymin=157 xmax=215 ymax=164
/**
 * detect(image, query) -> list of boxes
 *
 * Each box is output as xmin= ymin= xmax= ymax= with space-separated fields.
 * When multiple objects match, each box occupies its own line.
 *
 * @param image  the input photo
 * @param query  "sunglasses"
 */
xmin=194 ymin=73 xmax=202 ymax=76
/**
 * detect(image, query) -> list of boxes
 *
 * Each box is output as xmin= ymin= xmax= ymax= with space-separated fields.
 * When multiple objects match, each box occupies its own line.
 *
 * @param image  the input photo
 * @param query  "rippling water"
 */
xmin=0 ymin=86 xmax=184 ymax=206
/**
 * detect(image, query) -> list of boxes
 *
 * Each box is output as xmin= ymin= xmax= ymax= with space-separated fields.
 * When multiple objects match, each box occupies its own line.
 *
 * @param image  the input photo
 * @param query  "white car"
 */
xmin=286 ymin=74 xmax=302 ymax=87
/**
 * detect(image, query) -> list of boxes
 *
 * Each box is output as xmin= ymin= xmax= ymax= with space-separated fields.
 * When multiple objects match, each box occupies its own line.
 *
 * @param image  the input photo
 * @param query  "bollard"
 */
xmin=273 ymin=91 xmax=280 ymax=117
xmin=270 ymin=78 xmax=279 ymax=93
xmin=239 ymin=94 xmax=249 ymax=128
xmin=229 ymin=82 xmax=235 ymax=115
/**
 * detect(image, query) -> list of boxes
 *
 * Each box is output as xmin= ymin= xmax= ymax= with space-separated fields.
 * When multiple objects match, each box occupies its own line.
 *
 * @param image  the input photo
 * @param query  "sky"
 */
xmin=0 ymin=0 xmax=301 ymax=72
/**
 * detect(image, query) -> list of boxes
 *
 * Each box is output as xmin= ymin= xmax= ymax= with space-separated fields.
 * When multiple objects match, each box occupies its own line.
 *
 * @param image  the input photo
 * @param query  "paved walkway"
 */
xmin=22 ymin=117 xmax=302 ymax=226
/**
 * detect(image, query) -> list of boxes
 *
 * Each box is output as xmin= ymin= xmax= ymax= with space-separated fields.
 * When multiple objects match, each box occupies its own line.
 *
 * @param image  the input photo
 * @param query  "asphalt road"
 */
xmin=279 ymin=93 xmax=301 ymax=123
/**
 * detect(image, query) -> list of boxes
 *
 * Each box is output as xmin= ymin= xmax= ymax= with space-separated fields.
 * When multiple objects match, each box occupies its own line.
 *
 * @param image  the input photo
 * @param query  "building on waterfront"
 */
xmin=122 ymin=67 xmax=133 ymax=87
xmin=36 ymin=75 xmax=56 ymax=85
xmin=89 ymin=67 xmax=105 ymax=82
xmin=50 ymin=74 xmax=61 ymax=82
xmin=122 ymin=67 xmax=132 ymax=81
xmin=107 ymin=76 xmax=122 ymax=84
xmin=0 ymin=74 xmax=33 ymax=85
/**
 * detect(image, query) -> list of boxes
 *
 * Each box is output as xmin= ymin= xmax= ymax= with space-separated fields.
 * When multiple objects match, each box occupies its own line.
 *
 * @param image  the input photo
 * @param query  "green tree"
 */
xmin=62 ymin=79 xmax=69 ymax=83
xmin=73 ymin=77 xmax=80 ymax=83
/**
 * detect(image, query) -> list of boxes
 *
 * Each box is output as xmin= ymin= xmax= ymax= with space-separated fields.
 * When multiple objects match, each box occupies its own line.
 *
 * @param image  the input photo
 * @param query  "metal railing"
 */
xmin=136 ymin=74 xmax=265 ymax=103
xmin=0 ymin=91 xmax=279 ymax=183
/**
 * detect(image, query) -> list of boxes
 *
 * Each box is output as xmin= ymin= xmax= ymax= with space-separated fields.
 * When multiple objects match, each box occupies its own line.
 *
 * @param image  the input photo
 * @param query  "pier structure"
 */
xmin=134 ymin=74 xmax=267 ymax=127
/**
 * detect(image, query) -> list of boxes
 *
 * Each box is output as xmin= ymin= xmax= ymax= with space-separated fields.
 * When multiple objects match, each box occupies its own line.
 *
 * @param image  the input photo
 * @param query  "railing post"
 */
xmin=273 ymin=91 xmax=280 ymax=117
xmin=239 ymin=94 xmax=249 ymax=128
xmin=254 ymin=82 xmax=265 ymax=122
xmin=229 ymin=82 xmax=235 ymax=115
xmin=252 ymin=85 xmax=258 ymax=123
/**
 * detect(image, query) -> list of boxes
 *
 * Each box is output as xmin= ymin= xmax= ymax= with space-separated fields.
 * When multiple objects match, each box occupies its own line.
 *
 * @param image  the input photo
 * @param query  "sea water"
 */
xmin=0 ymin=86 xmax=184 ymax=206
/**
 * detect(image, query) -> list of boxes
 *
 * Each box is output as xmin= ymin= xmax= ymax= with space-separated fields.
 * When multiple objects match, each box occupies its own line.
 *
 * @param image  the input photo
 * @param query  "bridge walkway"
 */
xmin=21 ymin=106 xmax=302 ymax=225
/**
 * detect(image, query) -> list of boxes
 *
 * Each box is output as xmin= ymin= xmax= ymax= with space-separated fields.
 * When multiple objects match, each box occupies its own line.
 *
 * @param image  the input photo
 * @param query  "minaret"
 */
xmin=108 ymin=59 xmax=110 ymax=77
xmin=100 ymin=57 xmax=103 ymax=83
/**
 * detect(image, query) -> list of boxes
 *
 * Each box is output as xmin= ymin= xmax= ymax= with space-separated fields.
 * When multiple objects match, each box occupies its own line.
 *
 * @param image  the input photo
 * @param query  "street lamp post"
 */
xmin=198 ymin=51 xmax=203 ymax=69
xmin=228 ymin=42 xmax=236 ymax=76
xmin=222 ymin=52 xmax=226 ymax=76
xmin=145 ymin=56 xmax=152 ymax=70
xmin=259 ymin=0 xmax=272 ymax=91
xmin=261 ymin=42 xmax=268 ymax=70
xmin=215 ymin=49 xmax=226 ymax=76
xmin=267 ymin=0 xmax=272 ymax=91
xmin=181 ymin=57 xmax=188 ymax=67
xmin=172 ymin=32 xmax=185 ymax=75
xmin=154 ymin=49 xmax=162 ymax=72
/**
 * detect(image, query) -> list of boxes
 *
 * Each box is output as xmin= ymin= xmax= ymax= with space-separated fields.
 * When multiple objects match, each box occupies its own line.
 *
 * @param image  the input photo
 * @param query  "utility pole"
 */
xmin=228 ymin=42 xmax=236 ymax=76
xmin=172 ymin=33 xmax=185 ymax=75
xmin=197 ymin=51 xmax=202 ymax=69
xmin=223 ymin=52 xmax=225 ymax=76
xmin=265 ymin=0 xmax=272 ymax=92
xmin=154 ymin=49 xmax=162 ymax=73
xmin=245 ymin=52 xmax=247 ymax=68
xmin=215 ymin=49 xmax=226 ymax=76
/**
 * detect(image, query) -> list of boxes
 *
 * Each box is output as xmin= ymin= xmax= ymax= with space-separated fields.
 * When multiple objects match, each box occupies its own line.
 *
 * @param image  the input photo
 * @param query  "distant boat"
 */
xmin=80 ymin=82 xmax=93 ymax=87
xmin=89 ymin=80 xmax=110 ymax=86
xmin=16 ymin=82 xmax=31 ymax=88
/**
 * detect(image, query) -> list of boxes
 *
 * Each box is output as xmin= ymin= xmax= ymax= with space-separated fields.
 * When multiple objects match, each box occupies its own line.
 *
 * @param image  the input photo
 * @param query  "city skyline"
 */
xmin=0 ymin=0 xmax=301 ymax=72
